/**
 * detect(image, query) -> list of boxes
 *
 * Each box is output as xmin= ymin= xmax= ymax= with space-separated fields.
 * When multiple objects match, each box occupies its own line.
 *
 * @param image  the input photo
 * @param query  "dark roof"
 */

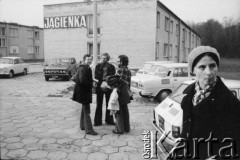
xmin=0 ymin=21 xmax=43 ymax=30
xmin=157 ymin=0 xmax=201 ymax=38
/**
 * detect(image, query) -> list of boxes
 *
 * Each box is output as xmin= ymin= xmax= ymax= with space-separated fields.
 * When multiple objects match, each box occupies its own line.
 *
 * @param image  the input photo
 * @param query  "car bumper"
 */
xmin=131 ymin=87 xmax=152 ymax=96
xmin=0 ymin=72 xmax=9 ymax=75
xmin=44 ymin=74 xmax=69 ymax=77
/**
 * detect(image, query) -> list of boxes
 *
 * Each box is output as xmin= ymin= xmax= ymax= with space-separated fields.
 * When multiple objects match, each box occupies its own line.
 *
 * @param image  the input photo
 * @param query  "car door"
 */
xmin=19 ymin=58 xmax=25 ymax=73
xmin=14 ymin=59 xmax=21 ymax=74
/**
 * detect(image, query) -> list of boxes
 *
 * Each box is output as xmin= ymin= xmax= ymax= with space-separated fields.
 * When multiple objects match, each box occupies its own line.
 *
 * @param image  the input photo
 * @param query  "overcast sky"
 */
xmin=0 ymin=0 xmax=239 ymax=28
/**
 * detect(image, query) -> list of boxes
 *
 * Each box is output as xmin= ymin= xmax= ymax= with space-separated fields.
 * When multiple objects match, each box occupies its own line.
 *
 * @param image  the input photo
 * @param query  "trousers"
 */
xmin=115 ymin=104 xmax=130 ymax=133
xmin=94 ymin=89 xmax=114 ymax=124
xmin=80 ymin=103 xmax=94 ymax=133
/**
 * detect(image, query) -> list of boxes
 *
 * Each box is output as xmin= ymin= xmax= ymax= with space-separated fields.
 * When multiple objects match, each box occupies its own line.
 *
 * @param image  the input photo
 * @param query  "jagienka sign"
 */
xmin=44 ymin=15 xmax=87 ymax=29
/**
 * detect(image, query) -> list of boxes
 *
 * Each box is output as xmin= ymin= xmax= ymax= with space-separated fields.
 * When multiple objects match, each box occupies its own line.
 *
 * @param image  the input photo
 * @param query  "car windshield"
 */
xmin=49 ymin=59 xmax=71 ymax=66
xmin=0 ymin=58 xmax=14 ymax=64
xmin=169 ymin=84 xmax=189 ymax=103
xmin=148 ymin=65 xmax=169 ymax=77
xmin=141 ymin=63 xmax=153 ymax=70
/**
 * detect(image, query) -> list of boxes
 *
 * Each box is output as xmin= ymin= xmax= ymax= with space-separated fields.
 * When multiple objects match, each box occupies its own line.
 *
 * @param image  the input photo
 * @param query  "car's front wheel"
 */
xmin=9 ymin=70 xmax=14 ymax=78
xmin=45 ymin=76 xmax=49 ymax=81
xmin=156 ymin=90 xmax=171 ymax=103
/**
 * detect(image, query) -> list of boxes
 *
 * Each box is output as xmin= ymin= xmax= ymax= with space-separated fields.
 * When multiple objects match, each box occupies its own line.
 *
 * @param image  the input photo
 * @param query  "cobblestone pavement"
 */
xmin=0 ymin=65 xmax=159 ymax=160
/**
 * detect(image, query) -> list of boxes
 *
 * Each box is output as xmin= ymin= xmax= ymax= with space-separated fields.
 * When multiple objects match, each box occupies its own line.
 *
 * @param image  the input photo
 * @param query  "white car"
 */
xmin=136 ymin=61 xmax=173 ymax=76
xmin=152 ymin=79 xmax=240 ymax=151
xmin=131 ymin=63 xmax=196 ymax=102
xmin=0 ymin=57 xmax=29 ymax=78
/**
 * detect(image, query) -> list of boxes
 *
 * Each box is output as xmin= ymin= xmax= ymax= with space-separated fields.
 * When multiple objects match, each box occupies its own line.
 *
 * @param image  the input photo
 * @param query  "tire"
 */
xmin=45 ymin=76 xmax=49 ymax=81
xmin=64 ymin=73 xmax=71 ymax=81
xmin=9 ymin=70 xmax=14 ymax=78
xmin=156 ymin=90 xmax=171 ymax=103
xmin=23 ymin=69 xmax=27 ymax=75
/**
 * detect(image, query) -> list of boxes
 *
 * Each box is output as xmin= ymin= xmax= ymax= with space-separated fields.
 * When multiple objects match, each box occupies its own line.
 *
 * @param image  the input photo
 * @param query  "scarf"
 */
xmin=192 ymin=80 xmax=216 ymax=106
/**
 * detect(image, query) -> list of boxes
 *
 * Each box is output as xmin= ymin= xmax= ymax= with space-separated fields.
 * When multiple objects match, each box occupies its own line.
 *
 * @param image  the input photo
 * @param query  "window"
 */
xmin=28 ymin=46 xmax=34 ymax=54
xmin=169 ymin=44 xmax=172 ymax=57
xmin=28 ymin=30 xmax=33 ymax=38
xmin=170 ymin=20 xmax=173 ymax=33
xmin=35 ymin=31 xmax=40 ymax=39
xmin=156 ymin=42 xmax=159 ymax=59
xmin=165 ymin=17 xmax=169 ymax=32
xmin=9 ymin=46 xmax=19 ymax=54
xmin=189 ymin=32 xmax=191 ymax=44
xmin=173 ymin=68 xmax=188 ymax=77
xmin=88 ymin=43 xmax=100 ymax=56
xmin=175 ymin=45 xmax=178 ymax=57
xmin=0 ymin=27 xmax=6 ymax=36
xmin=185 ymin=31 xmax=187 ymax=41
xmin=14 ymin=59 xmax=19 ymax=64
xmin=163 ymin=43 xmax=168 ymax=57
xmin=88 ymin=15 xmax=100 ymax=35
xmin=176 ymin=24 xmax=179 ymax=36
xmin=182 ymin=28 xmax=185 ymax=41
xmin=157 ymin=12 xmax=160 ymax=28
xmin=0 ymin=38 xmax=6 ymax=47
xmin=9 ymin=28 xmax=18 ymax=37
xmin=35 ymin=46 xmax=40 ymax=54
xmin=192 ymin=35 xmax=194 ymax=43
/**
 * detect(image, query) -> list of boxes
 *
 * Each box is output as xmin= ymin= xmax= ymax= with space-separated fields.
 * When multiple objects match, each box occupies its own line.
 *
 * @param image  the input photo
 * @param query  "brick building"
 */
xmin=44 ymin=0 xmax=201 ymax=68
xmin=0 ymin=22 xmax=44 ymax=60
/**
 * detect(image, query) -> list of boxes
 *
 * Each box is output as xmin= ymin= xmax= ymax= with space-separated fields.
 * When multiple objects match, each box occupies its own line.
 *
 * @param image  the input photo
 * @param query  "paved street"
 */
xmin=0 ymin=64 xmax=158 ymax=160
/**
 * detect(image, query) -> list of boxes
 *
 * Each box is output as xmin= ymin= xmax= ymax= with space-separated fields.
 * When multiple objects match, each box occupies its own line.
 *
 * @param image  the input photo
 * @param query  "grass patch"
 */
xmin=219 ymin=58 xmax=240 ymax=80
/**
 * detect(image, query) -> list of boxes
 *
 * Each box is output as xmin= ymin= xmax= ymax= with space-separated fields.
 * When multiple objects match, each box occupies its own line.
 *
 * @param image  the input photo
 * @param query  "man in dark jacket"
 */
xmin=72 ymin=54 xmax=97 ymax=135
xmin=94 ymin=53 xmax=116 ymax=126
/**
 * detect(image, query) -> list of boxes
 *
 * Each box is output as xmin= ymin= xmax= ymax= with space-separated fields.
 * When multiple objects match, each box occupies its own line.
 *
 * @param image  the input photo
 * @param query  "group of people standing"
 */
xmin=72 ymin=53 xmax=131 ymax=135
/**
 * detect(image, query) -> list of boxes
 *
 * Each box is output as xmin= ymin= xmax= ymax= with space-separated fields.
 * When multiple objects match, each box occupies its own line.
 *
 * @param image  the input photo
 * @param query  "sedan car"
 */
xmin=152 ymin=79 xmax=240 ymax=152
xmin=0 ymin=57 xmax=29 ymax=78
xmin=43 ymin=57 xmax=77 ymax=81
xmin=131 ymin=63 xmax=196 ymax=102
xmin=136 ymin=61 xmax=173 ymax=76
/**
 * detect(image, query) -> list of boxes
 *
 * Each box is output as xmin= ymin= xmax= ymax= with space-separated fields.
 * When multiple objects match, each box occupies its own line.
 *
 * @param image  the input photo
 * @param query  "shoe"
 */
xmin=94 ymin=123 xmax=102 ymax=126
xmin=86 ymin=131 xmax=98 ymax=135
xmin=112 ymin=130 xmax=123 ymax=134
xmin=81 ymin=128 xmax=85 ymax=130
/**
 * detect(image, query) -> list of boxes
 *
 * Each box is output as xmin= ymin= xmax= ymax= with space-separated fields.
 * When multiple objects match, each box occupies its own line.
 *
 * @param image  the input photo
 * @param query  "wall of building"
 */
xmin=44 ymin=0 xmax=156 ymax=68
xmin=0 ymin=22 xmax=44 ymax=60
xmin=44 ymin=0 xmax=200 ymax=68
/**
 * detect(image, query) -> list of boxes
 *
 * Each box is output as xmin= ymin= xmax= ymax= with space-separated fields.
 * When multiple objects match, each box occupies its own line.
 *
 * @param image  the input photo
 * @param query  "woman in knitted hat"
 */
xmin=175 ymin=46 xmax=240 ymax=159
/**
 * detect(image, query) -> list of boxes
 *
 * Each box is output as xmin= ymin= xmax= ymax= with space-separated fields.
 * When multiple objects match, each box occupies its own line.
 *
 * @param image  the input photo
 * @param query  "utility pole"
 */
xmin=92 ymin=0 xmax=98 ymax=67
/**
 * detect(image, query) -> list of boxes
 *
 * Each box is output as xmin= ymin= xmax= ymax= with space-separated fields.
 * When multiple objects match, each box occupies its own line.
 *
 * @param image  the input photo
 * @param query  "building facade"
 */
xmin=44 ymin=0 xmax=200 ymax=68
xmin=0 ymin=22 xmax=44 ymax=60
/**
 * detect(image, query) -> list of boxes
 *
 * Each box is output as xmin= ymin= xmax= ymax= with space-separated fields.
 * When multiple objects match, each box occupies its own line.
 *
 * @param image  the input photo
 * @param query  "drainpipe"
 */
xmin=178 ymin=20 xmax=181 ymax=62
xmin=6 ymin=23 xmax=9 ymax=56
xmin=92 ymin=0 xmax=98 ymax=67
xmin=33 ymin=27 xmax=36 ymax=59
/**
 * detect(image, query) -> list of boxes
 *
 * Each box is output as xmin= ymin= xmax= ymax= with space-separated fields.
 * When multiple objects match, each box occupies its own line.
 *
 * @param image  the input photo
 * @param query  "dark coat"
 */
xmin=72 ymin=64 xmax=93 ymax=104
xmin=180 ymin=77 xmax=240 ymax=159
xmin=95 ymin=62 xmax=116 ymax=92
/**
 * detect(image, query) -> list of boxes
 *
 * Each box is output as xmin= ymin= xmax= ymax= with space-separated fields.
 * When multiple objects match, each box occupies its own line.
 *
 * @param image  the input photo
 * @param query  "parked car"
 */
xmin=136 ymin=61 xmax=174 ymax=76
xmin=43 ymin=57 xmax=77 ymax=81
xmin=0 ymin=57 xmax=29 ymax=78
xmin=108 ymin=60 xmax=139 ymax=76
xmin=152 ymin=79 xmax=240 ymax=151
xmin=131 ymin=63 xmax=196 ymax=102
